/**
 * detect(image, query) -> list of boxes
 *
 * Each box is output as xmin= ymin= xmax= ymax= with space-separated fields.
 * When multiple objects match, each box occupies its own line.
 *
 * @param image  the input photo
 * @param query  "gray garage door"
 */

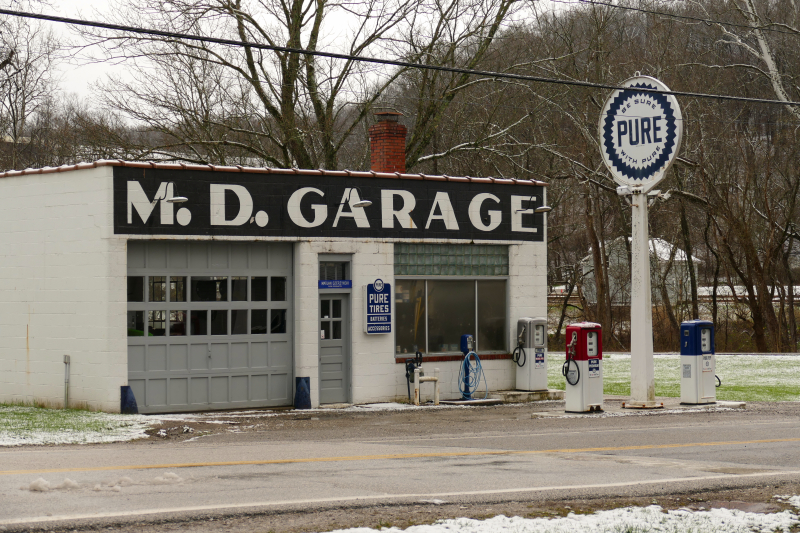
xmin=127 ymin=241 xmax=293 ymax=413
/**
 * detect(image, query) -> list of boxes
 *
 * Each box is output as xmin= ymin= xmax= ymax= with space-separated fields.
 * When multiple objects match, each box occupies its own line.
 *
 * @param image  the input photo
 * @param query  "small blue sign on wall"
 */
xmin=364 ymin=279 xmax=392 ymax=334
xmin=319 ymin=280 xmax=352 ymax=289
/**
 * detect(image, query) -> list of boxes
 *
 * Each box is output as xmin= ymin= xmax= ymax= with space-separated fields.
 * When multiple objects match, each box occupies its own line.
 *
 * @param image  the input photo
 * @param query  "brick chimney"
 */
xmin=369 ymin=111 xmax=406 ymax=173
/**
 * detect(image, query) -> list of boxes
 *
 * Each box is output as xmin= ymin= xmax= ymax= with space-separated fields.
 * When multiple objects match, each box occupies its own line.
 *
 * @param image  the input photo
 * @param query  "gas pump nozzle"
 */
xmin=517 ymin=325 xmax=526 ymax=347
xmin=563 ymin=332 xmax=580 ymax=386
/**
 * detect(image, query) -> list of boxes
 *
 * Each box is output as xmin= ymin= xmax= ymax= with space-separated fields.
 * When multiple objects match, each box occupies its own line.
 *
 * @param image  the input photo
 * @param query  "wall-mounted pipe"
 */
xmin=63 ymin=355 xmax=70 ymax=409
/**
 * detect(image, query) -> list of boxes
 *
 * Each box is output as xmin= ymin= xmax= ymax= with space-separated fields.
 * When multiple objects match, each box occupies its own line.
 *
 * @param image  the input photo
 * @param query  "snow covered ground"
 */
xmin=0 ymin=403 xmax=468 ymax=446
xmin=327 ymin=497 xmax=800 ymax=533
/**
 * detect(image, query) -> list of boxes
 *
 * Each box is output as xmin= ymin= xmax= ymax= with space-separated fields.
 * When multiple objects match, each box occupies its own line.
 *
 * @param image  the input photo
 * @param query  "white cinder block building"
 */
xmin=0 ymin=115 xmax=547 ymax=413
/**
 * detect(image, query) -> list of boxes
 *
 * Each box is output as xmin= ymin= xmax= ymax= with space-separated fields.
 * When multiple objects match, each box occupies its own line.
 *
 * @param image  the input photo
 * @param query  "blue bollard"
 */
xmin=120 ymin=385 xmax=139 ymax=414
xmin=294 ymin=377 xmax=311 ymax=409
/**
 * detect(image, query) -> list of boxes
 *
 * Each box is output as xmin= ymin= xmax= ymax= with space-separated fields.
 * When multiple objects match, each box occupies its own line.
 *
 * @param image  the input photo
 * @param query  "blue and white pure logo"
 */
xmin=373 ymin=279 xmax=384 ymax=292
xmin=599 ymin=76 xmax=682 ymax=186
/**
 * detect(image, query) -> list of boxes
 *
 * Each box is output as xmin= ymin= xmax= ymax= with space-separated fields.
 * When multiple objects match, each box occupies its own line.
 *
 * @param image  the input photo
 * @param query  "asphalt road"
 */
xmin=1 ymin=399 xmax=799 ymax=531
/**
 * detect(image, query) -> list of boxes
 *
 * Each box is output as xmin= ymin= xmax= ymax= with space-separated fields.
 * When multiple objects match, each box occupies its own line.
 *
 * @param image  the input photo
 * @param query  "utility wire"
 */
xmin=2 ymin=7 xmax=800 ymax=107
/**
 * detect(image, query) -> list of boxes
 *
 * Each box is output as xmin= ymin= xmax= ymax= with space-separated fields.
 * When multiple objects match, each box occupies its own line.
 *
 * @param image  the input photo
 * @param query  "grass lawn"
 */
xmin=0 ymin=404 xmax=153 ymax=446
xmin=548 ymin=353 xmax=800 ymax=402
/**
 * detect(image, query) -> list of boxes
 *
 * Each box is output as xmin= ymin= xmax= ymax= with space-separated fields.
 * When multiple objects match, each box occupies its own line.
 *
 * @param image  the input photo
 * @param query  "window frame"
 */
xmin=394 ymin=275 xmax=509 ymax=356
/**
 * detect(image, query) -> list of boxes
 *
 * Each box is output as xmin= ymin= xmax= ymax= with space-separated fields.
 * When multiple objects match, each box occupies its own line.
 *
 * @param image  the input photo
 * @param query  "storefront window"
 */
xmin=394 ymin=279 xmax=507 ymax=354
xmin=320 ymin=262 xmax=347 ymax=280
xmin=428 ymin=281 xmax=475 ymax=353
xmin=395 ymin=244 xmax=508 ymax=276
xmin=395 ymin=280 xmax=426 ymax=355
xmin=478 ymin=280 xmax=507 ymax=351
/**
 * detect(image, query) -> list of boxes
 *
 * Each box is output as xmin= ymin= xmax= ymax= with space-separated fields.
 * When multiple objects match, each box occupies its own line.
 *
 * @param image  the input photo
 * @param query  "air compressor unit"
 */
xmin=514 ymin=317 xmax=548 ymax=391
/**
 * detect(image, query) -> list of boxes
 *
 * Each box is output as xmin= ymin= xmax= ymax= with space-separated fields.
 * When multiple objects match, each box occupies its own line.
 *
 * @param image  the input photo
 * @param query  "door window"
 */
xmin=320 ymin=298 xmax=343 ymax=340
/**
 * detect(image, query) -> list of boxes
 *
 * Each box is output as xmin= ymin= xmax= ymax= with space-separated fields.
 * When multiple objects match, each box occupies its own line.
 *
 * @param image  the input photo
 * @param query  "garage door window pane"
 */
xmin=271 ymin=277 xmax=286 ymax=301
xmin=149 ymin=276 xmax=166 ymax=302
xmin=192 ymin=277 xmax=228 ymax=301
xmin=128 ymin=277 xmax=144 ymax=302
xmin=170 ymin=277 xmax=186 ymax=302
xmin=252 ymin=277 xmax=268 ymax=301
xmin=478 ymin=280 xmax=506 ymax=351
xmin=251 ymin=310 xmax=268 ymax=334
xmin=148 ymin=310 xmax=166 ymax=336
xmin=427 ymin=280 xmax=475 ymax=353
xmin=169 ymin=311 xmax=187 ymax=336
xmin=231 ymin=277 xmax=248 ymax=301
xmin=231 ymin=309 xmax=248 ymax=335
xmin=191 ymin=311 xmax=208 ymax=335
xmin=395 ymin=280 xmax=425 ymax=354
xmin=210 ymin=310 xmax=228 ymax=335
xmin=271 ymin=309 xmax=287 ymax=334
xmin=127 ymin=311 xmax=144 ymax=336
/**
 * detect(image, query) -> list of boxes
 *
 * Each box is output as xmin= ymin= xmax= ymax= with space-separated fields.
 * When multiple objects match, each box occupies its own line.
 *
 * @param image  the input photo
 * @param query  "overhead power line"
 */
xmin=2 ymin=8 xmax=800 ymax=107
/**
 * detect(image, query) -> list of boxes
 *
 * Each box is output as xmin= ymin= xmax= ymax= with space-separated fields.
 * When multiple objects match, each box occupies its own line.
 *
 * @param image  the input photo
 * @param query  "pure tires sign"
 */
xmin=599 ymin=76 xmax=682 ymax=188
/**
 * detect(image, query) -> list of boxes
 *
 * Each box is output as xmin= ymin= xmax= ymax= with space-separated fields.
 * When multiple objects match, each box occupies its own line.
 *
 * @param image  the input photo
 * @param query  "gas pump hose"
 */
xmin=562 ymin=355 xmax=580 ymax=386
xmin=511 ymin=344 xmax=526 ymax=367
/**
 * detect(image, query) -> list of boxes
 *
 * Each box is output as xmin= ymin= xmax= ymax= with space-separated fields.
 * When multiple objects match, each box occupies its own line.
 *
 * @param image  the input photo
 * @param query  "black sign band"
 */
xmin=113 ymin=167 xmax=545 ymax=242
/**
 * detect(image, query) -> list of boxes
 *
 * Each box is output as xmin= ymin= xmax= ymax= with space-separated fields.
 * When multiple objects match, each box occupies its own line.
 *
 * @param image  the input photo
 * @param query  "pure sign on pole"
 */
xmin=598 ymin=75 xmax=682 ymax=408
xmin=599 ymin=75 xmax=683 ymax=188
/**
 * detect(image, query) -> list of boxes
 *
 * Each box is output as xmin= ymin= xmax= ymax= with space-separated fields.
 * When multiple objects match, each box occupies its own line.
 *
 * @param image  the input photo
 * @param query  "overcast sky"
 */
xmin=46 ymin=0 xmax=114 ymax=97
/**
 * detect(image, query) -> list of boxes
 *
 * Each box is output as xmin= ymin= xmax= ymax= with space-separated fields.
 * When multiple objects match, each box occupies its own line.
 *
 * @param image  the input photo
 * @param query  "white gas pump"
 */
xmin=514 ymin=317 xmax=548 ymax=391
xmin=563 ymin=322 xmax=603 ymax=413
xmin=680 ymin=320 xmax=716 ymax=404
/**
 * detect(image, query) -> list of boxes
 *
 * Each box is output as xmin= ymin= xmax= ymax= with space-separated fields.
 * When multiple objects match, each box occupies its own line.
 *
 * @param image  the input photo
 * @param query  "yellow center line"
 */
xmin=3 ymin=437 xmax=798 ymax=476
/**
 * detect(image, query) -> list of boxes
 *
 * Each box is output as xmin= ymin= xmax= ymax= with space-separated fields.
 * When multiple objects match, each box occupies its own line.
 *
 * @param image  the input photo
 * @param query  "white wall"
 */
xmin=0 ymin=167 xmax=127 ymax=411
xmin=295 ymin=238 xmax=547 ymax=407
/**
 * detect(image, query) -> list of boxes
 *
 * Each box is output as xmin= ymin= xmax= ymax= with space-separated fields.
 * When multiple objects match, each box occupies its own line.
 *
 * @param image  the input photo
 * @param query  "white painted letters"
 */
xmin=210 ymin=184 xmax=253 ymax=226
xmin=127 ymin=181 xmax=173 ymax=225
xmin=511 ymin=195 xmax=537 ymax=233
xmin=333 ymin=188 xmax=371 ymax=228
xmin=381 ymin=190 xmax=417 ymax=229
xmin=468 ymin=193 xmax=502 ymax=231
xmin=287 ymin=187 xmax=327 ymax=228
xmin=425 ymin=192 xmax=459 ymax=230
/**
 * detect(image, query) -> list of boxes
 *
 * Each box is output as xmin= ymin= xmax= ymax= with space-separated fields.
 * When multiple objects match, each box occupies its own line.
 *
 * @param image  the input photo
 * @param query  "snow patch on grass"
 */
xmin=328 ymin=504 xmax=800 ymax=533
xmin=0 ymin=405 xmax=157 ymax=447
xmin=548 ymin=353 xmax=800 ymax=402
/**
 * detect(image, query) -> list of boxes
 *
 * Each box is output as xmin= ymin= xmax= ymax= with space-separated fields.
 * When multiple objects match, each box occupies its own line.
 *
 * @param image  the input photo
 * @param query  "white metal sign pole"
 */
xmin=630 ymin=189 xmax=655 ymax=405
xmin=598 ymin=74 xmax=682 ymax=410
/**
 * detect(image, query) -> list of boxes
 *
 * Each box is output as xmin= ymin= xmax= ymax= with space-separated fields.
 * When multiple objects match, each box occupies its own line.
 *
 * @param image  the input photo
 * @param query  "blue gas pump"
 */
xmin=680 ymin=320 xmax=717 ymax=404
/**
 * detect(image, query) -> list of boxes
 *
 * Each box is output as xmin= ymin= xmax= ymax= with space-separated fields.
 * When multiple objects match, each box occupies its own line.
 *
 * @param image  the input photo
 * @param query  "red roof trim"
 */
xmin=0 ymin=160 xmax=548 ymax=186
